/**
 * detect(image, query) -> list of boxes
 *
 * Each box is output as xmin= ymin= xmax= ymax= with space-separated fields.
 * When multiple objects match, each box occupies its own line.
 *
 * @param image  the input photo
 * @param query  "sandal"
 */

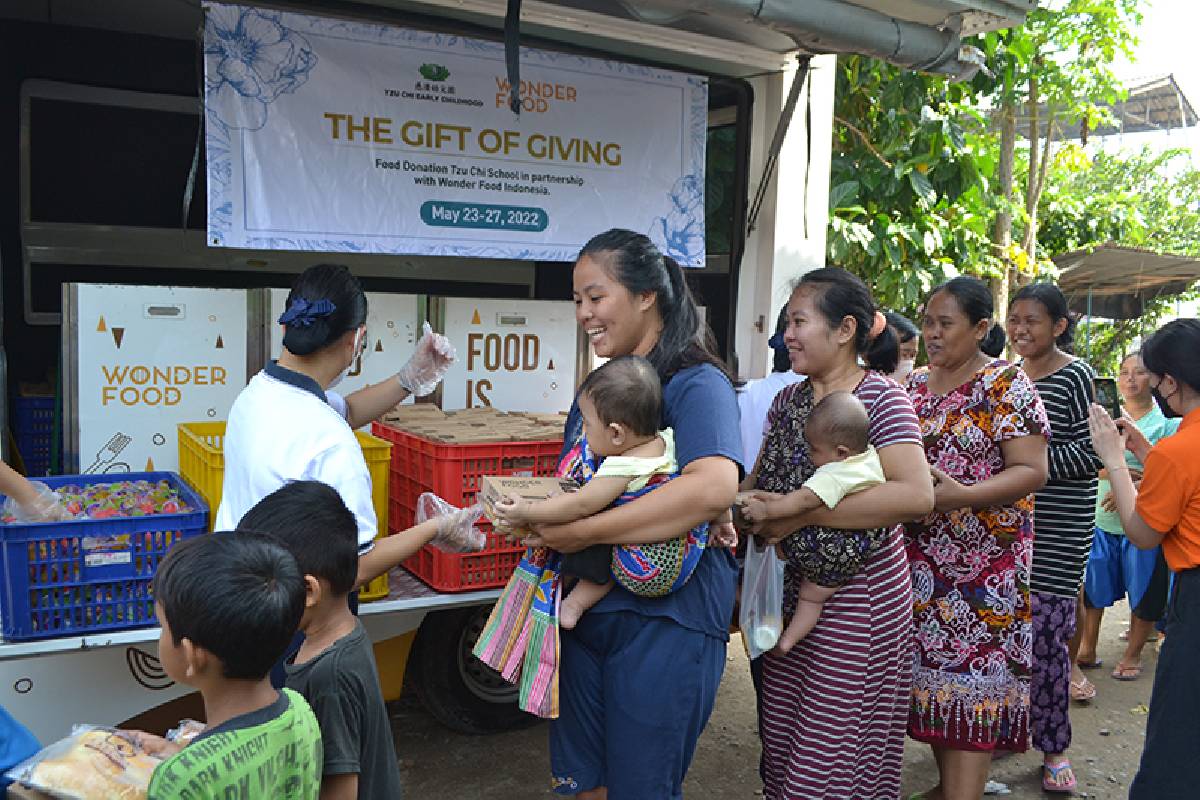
xmin=1077 ymin=657 xmax=1103 ymax=670
xmin=1069 ymin=677 xmax=1097 ymax=701
xmin=1112 ymin=662 xmax=1142 ymax=681
xmin=1043 ymin=761 xmax=1077 ymax=793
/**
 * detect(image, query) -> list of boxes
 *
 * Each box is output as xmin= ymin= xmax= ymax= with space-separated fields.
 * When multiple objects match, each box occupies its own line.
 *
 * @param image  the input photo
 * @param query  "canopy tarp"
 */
xmin=1053 ymin=243 xmax=1200 ymax=320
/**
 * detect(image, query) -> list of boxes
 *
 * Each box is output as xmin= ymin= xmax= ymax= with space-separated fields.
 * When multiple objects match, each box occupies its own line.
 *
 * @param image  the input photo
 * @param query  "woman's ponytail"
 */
xmin=865 ymin=324 xmax=899 ymax=374
xmin=981 ymin=323 xmax=1007 ymax=357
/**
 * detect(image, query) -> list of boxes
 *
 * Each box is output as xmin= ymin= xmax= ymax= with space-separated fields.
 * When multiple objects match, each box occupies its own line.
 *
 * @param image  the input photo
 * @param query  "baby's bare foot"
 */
xmin=560 ymin=601 xmax=584 ymax=630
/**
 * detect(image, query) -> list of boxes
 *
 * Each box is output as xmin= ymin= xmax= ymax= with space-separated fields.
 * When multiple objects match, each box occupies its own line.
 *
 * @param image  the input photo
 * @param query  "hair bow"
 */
xmin=278 ymin=298 xmax=336 ymax=328
xmin=768 ymin=332 xmax=787 ymax=352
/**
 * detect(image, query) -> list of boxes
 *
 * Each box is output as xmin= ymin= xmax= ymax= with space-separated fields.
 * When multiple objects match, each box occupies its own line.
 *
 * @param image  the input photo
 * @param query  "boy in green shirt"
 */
xmin=132 ymin=533 xmax=323 ymax=799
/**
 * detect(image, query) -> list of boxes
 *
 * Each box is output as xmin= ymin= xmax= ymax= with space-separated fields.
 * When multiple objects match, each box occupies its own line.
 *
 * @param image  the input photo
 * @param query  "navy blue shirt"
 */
xmin=560 ymin=363 xmax=743 ymax=639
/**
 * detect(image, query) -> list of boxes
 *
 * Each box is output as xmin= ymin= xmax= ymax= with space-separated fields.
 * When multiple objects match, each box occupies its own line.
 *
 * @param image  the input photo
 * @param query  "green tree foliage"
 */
xmin=827 ymin=1 xmax=1145 ymax=328
xmin=1039 ymin=146 xmax=1200 ymax=374
xmin=827 ymin=57 xmax=993 ymax=316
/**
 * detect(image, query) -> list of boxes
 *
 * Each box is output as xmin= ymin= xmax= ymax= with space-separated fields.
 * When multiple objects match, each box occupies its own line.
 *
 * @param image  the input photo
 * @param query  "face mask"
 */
xmin=890 ymin=359 xmax=915 ymax=383
xmin=1152 ymin=385 xmax=1180 ymax=419
xmin=328 ymin=328 xmax=364 ymax=390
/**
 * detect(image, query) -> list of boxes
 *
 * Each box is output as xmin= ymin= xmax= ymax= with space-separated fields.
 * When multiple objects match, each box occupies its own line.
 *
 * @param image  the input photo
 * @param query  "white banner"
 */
xmin=439 ymin=298 xmax=577 ymax=413
xmin=203 ymin=3 xmax=708 ymax=265
xmin=71 ymin=285 xmax=248 ymax=474
xmin=268 ymin=289 xmax=421 ymax=405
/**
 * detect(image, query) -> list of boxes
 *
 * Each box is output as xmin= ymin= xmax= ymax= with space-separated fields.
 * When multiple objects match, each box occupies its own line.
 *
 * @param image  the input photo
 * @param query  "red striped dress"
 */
xmin=756 ymin=374 xmax=919 ymax=799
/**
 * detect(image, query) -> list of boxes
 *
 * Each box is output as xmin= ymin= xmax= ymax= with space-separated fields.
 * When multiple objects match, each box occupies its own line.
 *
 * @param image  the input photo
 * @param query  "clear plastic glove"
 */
xmin=165 ymin=719 xmax=205 ymax=746
xmin=415 ymin=492 xmax=486 ymax=553
xmin=3 ymin=481 xmax=72 ymax=523
xmin=396 ymin=322 xmax=455 ymax=397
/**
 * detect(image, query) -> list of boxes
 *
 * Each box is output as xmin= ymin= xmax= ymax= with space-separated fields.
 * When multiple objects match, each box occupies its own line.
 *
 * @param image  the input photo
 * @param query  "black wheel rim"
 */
xmin=457 ymin=607 xmax=520 ymax=704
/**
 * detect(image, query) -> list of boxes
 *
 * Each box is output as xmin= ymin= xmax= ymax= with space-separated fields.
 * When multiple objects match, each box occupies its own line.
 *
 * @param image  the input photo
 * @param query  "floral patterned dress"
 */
xmin=905 ymin=360 xmax=1049 ymax=752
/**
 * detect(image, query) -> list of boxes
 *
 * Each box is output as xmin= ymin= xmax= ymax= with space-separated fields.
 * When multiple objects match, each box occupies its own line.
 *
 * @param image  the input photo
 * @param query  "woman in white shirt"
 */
xmin=738 ymin=306 xmax=805 ymax=471
xmin=217 ymin=263 xmax=455 ymax=587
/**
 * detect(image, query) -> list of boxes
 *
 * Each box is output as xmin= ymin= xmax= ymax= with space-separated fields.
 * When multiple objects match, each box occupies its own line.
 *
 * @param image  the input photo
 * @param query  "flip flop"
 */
xmin=1043 ymin=761 xmax=1077 ymax=793
xmin=1077 ymin=657 xmax=1103 ymax=670
xmin=1070 ymin=677 xmax=1097 ymax=701
xmin=1112 ymin=662 xmax=1142 ymax=681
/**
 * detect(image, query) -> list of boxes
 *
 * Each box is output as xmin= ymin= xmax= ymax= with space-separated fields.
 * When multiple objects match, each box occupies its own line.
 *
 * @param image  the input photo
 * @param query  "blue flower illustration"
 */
xmin=651 ymin=174 xmax=705 ymax=266
xmin=204 ymin=7 xmax=317 ymax=131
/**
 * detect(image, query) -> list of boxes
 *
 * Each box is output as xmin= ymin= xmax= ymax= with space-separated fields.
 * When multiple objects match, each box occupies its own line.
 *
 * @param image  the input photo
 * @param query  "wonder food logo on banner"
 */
xmin=493 ymin=77 xmax=578 ymax=114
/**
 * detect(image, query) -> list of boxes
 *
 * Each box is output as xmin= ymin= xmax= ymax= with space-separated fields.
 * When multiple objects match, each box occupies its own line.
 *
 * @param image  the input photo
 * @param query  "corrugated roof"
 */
xmin=1012 ymin=74 xmax=1199 ymax=140
xmin=1053 ymin=243 xmax=1200 ymax=319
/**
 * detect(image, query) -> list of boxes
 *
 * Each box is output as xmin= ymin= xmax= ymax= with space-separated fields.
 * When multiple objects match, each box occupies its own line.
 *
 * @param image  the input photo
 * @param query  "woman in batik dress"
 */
xmin=905 ymin=277 xmax=1050 ymax=800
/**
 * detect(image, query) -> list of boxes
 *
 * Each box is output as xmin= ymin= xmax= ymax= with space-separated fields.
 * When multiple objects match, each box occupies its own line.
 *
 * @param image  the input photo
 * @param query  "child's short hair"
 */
xmin=578 ymin=355 xmax=661 ymax=437
xmin=805 ymin=391 xmax=870 ymax=454
xmin=237 ymin=481 xmax=358 ymax=597
xmin=153 ymin=533 xmax=304 ymax=680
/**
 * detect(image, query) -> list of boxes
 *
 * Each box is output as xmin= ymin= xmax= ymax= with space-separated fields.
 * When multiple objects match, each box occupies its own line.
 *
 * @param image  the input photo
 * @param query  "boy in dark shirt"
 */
xmin=239 ymin=481 xmax=403 ymax=800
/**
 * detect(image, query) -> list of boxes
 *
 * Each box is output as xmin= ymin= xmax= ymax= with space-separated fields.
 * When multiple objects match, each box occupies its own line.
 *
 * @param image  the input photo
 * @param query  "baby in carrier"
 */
xmin=739 ymin=391 xmax=885 ymax=653
xmin=495 ymin=355 xmax=733 ymax=629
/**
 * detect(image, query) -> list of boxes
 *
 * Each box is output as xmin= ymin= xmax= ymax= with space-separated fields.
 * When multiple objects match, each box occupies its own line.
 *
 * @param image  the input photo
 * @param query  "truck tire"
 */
xmin=408 ymin=605 xmax=537 ymax=734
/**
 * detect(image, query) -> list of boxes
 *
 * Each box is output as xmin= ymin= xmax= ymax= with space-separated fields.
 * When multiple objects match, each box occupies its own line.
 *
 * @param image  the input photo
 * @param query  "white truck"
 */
xmin=0 ymin=0 xmax=1031 ymax=742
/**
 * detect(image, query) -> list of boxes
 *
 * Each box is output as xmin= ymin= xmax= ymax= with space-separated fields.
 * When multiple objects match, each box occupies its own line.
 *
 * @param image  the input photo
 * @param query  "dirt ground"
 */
xmin=392 ymin=601 xmax=1155 ymax=798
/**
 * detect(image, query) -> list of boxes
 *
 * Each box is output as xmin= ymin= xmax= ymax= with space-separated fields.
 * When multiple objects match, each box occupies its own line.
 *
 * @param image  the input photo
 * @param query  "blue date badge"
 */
xmin=420 ymin=201 xmax=549 ymax=232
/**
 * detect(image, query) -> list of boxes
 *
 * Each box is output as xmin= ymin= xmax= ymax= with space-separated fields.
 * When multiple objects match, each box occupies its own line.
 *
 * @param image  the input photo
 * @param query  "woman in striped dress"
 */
xmin=743 ymin=268 xmax=935 ymax=799
xmin=1007 ymin=282 xmax=1102 ymax=793
xmin=906 ymin=277 xmax=1049 ymax=800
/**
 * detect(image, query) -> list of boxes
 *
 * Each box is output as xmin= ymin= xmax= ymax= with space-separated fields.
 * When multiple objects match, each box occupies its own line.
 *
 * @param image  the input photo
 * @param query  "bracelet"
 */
xmin=1109 ymin=466 xmax=1131 ymax=475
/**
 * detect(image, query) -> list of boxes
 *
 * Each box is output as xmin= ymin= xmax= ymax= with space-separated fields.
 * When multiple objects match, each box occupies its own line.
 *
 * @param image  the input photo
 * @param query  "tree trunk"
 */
xmin=1023 ymin=110 xmax=1057 ymax=263
xmin=1022 ymin=72 xmax=1040 ymax=275
xmin=992 ymin=100 xmax=1017 ymax=326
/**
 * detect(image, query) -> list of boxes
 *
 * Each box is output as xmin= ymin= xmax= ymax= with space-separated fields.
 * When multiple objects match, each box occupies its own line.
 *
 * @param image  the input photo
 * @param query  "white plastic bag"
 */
xmin=415 ymin=492 xmax=486 ymax=553
xmin=739 ymin=537 xmax=786 ymax=659
xmin=6 ymin=725 xmax=162 ymax=799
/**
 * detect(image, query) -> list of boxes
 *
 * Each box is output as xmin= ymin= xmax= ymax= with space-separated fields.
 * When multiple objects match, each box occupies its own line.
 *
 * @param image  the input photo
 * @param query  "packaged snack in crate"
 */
xmin=1 ymin=479 xmax=190 ymax=524
xmin=6 ymin=725 xmax=162 ymax=799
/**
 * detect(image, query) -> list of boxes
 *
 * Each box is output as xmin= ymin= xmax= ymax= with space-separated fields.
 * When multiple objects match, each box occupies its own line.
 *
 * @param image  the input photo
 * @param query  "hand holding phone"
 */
xmin=1093 ymin=377 xmax=1121 ymax=420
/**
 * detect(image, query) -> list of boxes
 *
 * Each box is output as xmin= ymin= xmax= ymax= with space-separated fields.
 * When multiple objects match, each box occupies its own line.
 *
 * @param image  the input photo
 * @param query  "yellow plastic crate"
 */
xmin=178 ymin=421 xmax=392 ymax=601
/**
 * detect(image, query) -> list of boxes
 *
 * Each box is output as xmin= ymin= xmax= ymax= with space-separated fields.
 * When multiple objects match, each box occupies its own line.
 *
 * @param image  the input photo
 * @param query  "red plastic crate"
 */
xmin=371 ymin=421 xmax=562 ymax=592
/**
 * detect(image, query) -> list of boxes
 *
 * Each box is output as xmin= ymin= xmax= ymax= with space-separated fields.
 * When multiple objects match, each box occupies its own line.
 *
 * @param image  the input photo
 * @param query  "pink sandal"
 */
xmin=1043 ymin=761 xmax=1076 ymax=793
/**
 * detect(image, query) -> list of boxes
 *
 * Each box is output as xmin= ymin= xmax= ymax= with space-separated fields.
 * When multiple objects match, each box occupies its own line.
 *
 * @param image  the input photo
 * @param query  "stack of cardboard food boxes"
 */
xmin=381 ymin=404 xmax=567 ymax=444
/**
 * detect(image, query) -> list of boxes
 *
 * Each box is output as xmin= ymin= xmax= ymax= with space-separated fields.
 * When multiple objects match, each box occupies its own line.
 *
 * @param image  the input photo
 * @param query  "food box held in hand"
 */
xmin=478 ymin=475 xmax=578 ymax=534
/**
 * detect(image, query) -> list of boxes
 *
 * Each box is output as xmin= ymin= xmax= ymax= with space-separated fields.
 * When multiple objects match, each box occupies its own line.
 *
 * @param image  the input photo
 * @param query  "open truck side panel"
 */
xmin=0 ymin=0 xmax=1031 ymax=740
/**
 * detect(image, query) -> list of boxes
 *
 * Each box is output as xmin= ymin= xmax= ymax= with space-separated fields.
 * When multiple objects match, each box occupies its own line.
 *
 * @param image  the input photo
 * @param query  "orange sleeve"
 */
xmin=1136 ymin=448 xmax=1186 ymax=534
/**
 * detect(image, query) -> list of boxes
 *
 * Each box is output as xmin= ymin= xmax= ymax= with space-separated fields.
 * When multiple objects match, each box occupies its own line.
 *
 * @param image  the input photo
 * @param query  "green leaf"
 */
xmin=829 ymin=180 xmax=860 ymax=210
xmin=908 ymin=171 xmax=937 ymax=205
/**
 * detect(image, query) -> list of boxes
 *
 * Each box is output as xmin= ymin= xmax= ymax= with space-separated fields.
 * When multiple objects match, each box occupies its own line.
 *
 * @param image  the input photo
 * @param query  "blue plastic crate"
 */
xmin=12 ymin=396 xmax=55 ymax=477
xmin=0 ymin=472 xmax=208 ymax=641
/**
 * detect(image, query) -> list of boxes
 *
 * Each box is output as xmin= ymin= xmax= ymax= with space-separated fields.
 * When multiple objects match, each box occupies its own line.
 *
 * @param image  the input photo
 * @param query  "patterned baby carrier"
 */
xmin=471 ymin=423 xmax=707 ymax=718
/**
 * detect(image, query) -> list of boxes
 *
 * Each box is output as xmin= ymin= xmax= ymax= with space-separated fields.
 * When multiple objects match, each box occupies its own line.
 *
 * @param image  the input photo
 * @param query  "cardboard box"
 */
xmin=376 ymin=405 xmax=564 ymax=444
xmin=479 ymin=475 xmax=577 ymax=530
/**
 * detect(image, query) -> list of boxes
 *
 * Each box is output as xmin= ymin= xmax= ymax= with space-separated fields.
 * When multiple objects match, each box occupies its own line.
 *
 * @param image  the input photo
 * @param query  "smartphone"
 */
xmin=1094 ymin=377 xmax=1121 ymax=419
